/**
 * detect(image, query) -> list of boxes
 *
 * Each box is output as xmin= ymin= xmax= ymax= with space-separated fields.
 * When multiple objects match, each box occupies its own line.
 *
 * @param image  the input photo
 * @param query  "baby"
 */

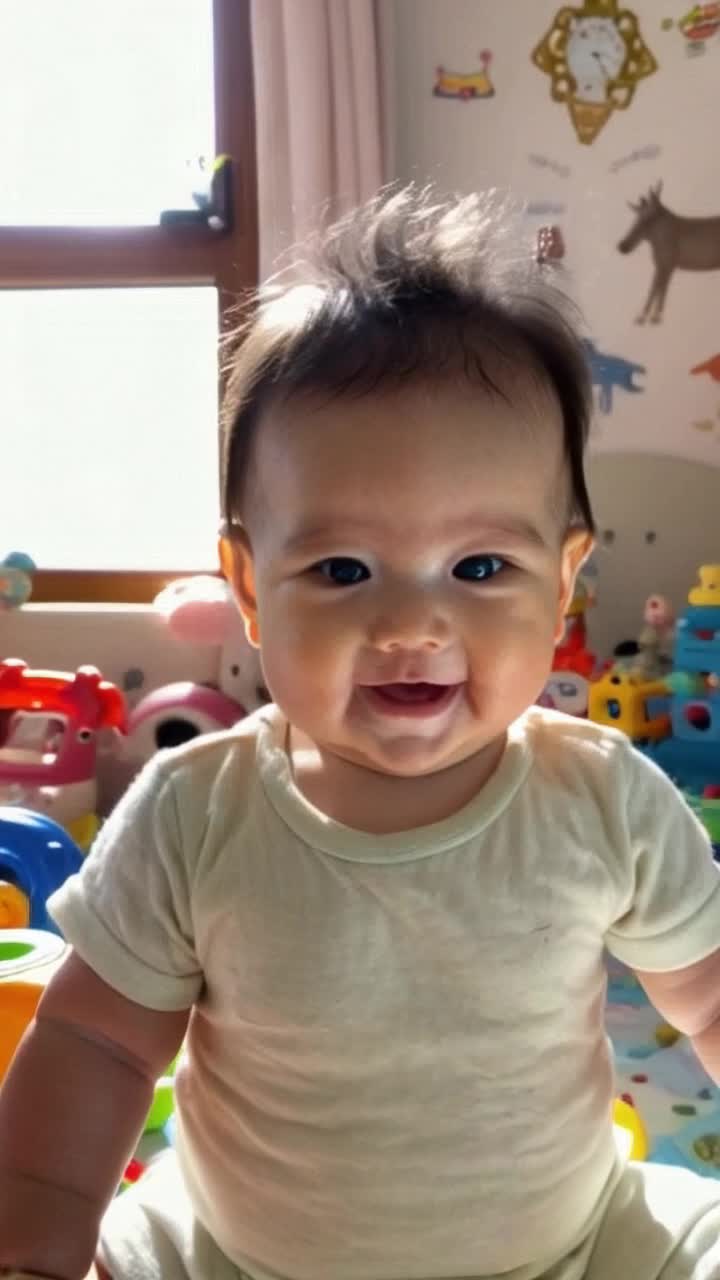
xmin=2 ymin=187 xmax=720 ymax=1280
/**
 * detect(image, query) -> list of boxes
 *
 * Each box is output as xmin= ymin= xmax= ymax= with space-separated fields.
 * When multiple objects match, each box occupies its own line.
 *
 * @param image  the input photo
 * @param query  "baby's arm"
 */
xmin=0 ymin=950 xmax=190 ymax=1280
xmin=635 ymin=946 xmax=720 ymax=1082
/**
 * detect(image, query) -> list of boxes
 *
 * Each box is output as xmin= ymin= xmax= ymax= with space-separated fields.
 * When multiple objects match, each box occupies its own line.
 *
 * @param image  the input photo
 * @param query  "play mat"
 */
xmin=607 ymin=955 xmax=720 ymax=1177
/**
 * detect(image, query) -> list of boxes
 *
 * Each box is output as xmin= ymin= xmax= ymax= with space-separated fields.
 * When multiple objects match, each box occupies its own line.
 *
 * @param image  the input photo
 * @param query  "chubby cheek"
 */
xmin=469 ymin=597 xmax=558 ymax=700
xmin=257 ymin=602 xmax=354 ymax=721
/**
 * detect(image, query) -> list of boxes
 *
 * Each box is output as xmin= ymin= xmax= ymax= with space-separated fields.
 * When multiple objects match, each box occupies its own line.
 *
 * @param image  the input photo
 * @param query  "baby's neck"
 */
xmin=288 ymin=728 xmax=506 ymax=835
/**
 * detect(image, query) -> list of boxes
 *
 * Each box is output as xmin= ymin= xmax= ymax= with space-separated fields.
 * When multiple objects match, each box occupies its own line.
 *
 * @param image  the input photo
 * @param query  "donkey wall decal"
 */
xmin=617 ymin=181 xmax=720 ymax=323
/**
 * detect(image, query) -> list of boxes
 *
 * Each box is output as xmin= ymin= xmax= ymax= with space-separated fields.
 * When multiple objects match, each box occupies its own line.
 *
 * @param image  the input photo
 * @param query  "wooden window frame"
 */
xmin=1 ymin=0 xmax=257 ymax=604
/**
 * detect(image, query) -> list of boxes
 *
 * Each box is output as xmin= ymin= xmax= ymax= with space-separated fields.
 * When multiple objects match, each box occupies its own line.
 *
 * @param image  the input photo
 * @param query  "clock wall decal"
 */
xmin=532 ymin=1 xmax=658 ymax=144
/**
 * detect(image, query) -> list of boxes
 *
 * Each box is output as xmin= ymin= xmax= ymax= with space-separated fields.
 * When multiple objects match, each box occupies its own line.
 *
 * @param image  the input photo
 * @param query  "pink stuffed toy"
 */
xmin=125 ymin=576 xmax=269 ymax=764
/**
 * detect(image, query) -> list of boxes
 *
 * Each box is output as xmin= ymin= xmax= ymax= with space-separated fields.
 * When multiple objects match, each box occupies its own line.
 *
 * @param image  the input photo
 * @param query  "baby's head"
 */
xmin=220 ymin=187 xmax=595 ymax=778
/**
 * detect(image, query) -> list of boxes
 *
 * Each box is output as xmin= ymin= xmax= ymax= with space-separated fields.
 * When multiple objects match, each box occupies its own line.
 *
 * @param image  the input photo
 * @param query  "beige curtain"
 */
xmin=250 ymin=0 xmax=386 ymax=280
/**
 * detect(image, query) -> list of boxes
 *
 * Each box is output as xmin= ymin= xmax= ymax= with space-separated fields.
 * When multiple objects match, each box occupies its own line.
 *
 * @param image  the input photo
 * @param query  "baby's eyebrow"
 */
xmin=281 ymin=515 xmax=551 ymax=557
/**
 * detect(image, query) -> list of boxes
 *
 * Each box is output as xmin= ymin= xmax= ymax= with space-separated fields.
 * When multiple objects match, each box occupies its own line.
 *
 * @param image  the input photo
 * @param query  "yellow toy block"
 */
xmin=588 ymin=671 xmax=670 ymax=742
xmin=0 ymin=929 xmax=68 ymax=1081
xmin=689 ymin=565 xmax=720 ymax=606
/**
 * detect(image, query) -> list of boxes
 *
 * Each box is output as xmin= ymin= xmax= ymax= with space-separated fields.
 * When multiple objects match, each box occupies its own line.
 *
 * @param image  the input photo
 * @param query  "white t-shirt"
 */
xmin=49 ymin=705 xmax=720 ymax=1280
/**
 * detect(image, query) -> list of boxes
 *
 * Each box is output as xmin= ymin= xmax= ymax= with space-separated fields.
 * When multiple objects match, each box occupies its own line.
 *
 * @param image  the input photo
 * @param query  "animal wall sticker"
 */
xmin=661 ymin=4 xmax=720 ymax=55
xmin=433 ymin=51 xmax=494 ymax=100
xmin=532 ymin=0 xmax=657 ymax=144
xmin=618 ymin=183 xmax=720 ymax=324
xmin=691 ymin=354 xmax=720 ymax=383
xmin=583 ymin=339 xmax=645 ymax=413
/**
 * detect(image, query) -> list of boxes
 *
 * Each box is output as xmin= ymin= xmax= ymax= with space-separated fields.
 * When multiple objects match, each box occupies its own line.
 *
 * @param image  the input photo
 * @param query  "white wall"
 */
xmin=381 ymin=0 xmax=720 ymax=650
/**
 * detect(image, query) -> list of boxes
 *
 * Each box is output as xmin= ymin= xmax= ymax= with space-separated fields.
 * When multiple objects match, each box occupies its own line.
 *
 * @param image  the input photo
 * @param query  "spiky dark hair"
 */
xmin=221 ymin=185 xmax=595 ymax=533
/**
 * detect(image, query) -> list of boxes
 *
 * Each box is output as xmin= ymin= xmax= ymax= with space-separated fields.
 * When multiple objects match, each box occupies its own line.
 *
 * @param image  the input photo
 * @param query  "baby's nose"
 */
xmin=369 ymin=599 xmax=451 ymax=653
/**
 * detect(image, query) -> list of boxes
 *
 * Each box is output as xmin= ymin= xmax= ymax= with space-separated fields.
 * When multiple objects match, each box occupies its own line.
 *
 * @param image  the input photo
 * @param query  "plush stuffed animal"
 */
xmin=125 ymin=576 xmax=269 ymax=765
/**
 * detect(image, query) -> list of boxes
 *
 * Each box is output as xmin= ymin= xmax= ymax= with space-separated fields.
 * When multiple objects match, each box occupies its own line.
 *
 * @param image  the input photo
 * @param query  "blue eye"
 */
xmin=314 ymin=557 xmax=370 ymax=586
xmin=453 ymin=555 xmax=504 ymax=582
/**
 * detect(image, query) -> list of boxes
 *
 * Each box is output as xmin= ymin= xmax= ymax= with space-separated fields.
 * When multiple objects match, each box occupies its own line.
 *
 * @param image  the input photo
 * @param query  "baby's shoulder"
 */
xmin=148 ymin=704 xmax=275 ymax=828
xmin=519 ymin=704 xmax=642 ymax=798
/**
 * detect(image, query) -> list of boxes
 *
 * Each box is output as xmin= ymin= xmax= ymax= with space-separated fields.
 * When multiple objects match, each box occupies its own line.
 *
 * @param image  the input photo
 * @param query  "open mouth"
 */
xmin=359 ymin=682 xmax=461 ymax=718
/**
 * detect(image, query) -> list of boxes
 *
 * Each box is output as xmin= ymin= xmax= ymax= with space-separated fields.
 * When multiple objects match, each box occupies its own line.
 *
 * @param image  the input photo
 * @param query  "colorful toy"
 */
xmin=539 ymin=671 xmax=590 ymax=716
xmin=0 ymin=807 xmax=83 ymax=931
xmin=540 ymin=575 xmax=597 ymax=714
xmin=125 ymin=576 xmax=267 ymax=766
xmin=675 ymin=607 xmax=720 ymax=673
xmin=121 ymin=1157 xmax=148 ymax=1192
xmin=126 ymin=681 xmax=243 ymax=759
xmin=144 ymin=1053 xmax=178 ymax=1132
xmin=689 ymin=564 xmax=720 ymax=605
xmin=0 ymin=929 xmax=68 ymax=1082
xmin=701 ymin=785 xmax=720 ymax=848
xmin=588 ymin=671 xmax=670 ymax=742
xmin=637 ymin=594 xmax=675 ymax=677
xmin=613 ymin=1095 xmax=649 ymax=1161
xmin=0 ymin=552 xmax=36 ymax=610
xmin=635 ymin=567 xmax=720 ymax=790
xmin=554 ymin=580 xmax=596 ymax=678
xmin=0 ymin=659 xmax=127 ymax=850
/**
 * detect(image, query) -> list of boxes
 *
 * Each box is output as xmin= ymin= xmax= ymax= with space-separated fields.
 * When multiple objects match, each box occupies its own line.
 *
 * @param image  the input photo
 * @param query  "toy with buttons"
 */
xmin=589 ymin=566 xmax=720 ymax=854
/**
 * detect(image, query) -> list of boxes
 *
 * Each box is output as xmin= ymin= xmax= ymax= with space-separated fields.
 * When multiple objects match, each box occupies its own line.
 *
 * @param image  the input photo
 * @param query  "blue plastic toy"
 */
xmin=0 ymin=551 xmax=36 ymax=610
xmin=637 ymin=566 xmax=720 ymax=794
xmin=674 ymin=606 xmax=720 ymax=673
xmin=0 ymin=807 xmax=83 ymax=933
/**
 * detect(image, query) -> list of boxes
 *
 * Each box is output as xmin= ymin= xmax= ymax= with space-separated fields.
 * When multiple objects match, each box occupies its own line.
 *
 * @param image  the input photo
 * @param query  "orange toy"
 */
xmin=0 ymin=929 xmax=68 ymax=1081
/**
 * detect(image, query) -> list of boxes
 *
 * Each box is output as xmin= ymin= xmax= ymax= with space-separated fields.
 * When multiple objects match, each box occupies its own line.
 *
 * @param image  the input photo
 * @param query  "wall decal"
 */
xmin=609 ymin=143 xmax=662 ymax=174
xmin=433 ymin=51 xmax=494 ymax=100
xmin=691 ymin=353 xmax=720 ymax=382
xmin=536 ymin=225 xmax=566 ymax=263
xmin=532 ymin=1 xmax=658 ymax=145
xmin=528 ymin=153 xmax=572 ymax=179
xmin=583 ymin=339 xmax=645 ymax=413
xmin=618 ymin=182 xmax=720 ymax=323
xmin=690 ymin=409 xmax=720 ymax=438
xmin=526 ymin=200 xmax=567 ymax=216
xmin=661 ymin=5 xmax=720 ymax=55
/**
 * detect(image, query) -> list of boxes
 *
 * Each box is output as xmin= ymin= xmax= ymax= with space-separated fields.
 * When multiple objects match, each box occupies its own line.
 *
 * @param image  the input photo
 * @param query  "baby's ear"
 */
xmin=556 ymin=529 xmax=594 ymax=640
xmin=219 ymin=532 xmax=260 ymax=649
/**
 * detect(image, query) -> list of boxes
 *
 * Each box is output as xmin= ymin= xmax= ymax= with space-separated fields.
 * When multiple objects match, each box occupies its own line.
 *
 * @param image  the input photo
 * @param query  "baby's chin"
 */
xmin=319 ymin=723 xmax=505 ymax=781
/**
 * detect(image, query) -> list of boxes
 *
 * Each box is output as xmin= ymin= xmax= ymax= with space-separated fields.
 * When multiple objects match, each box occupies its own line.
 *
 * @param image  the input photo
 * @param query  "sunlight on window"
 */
xmin=0 ymin=0 xmax=215 ymax=225
xmin=0 ymin=288 xmax=220 ymax=570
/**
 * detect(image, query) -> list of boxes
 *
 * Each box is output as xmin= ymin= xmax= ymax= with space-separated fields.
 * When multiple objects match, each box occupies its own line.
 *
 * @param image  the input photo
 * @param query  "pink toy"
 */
xmin=638 ymin=594 xmax=676 ymax=677
xmin=125 ymin=576 xmax=268 ymax=765
xmin=0 ymin=659 xmax=126 ymax=849
xmin=644 ymin=594 xmax=675 ymax=634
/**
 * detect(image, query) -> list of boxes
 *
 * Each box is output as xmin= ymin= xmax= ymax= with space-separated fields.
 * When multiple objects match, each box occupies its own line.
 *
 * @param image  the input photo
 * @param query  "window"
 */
xmin=0 ymin=0 xmax=257 ymax=602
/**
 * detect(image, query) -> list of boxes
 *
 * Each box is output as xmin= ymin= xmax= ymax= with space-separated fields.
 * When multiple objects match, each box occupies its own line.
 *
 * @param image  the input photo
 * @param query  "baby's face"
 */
xmin=230 ymin=378 xmax=590 ymax=778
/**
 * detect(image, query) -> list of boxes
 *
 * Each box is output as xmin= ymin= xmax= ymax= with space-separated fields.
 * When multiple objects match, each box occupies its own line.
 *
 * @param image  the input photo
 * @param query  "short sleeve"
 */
xmin=48 ymin=752 xmax=203 ymax=1010
xmin=606 ymin=745 xmax=720 ymax=973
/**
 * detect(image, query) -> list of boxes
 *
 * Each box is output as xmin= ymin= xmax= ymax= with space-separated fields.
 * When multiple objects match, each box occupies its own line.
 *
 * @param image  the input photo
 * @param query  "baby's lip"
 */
xmin=359 ymin=675 xmax=466 ymax=688
xmin=356 ymin=681 xmax=464 ymax=719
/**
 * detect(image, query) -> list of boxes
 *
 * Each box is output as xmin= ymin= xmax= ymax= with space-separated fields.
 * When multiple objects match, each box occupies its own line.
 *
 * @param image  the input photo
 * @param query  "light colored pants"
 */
xmin=99 ymin=1149 xmax=720 ymax=1280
